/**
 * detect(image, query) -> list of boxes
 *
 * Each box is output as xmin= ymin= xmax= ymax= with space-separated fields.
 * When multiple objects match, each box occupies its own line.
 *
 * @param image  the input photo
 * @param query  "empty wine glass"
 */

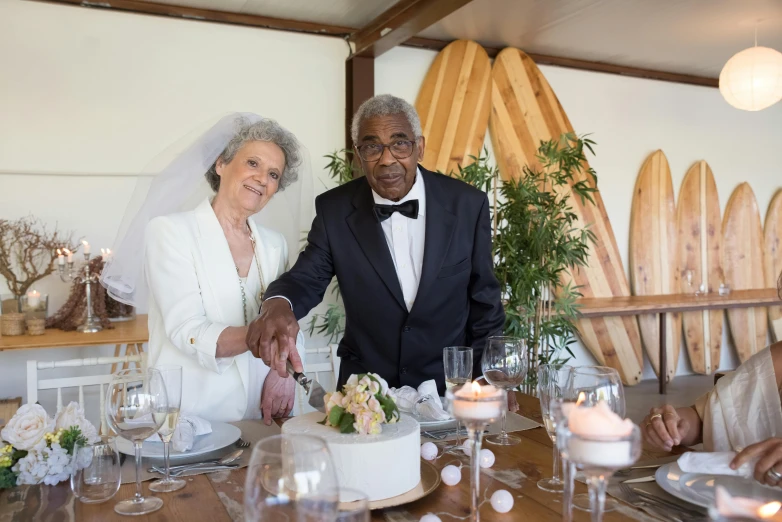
xmin=537 ymin=364 xmax=573 ymax=493
xmin=70 ymin=440 xmax=122 ymax=504
xmin=244 ymin=434 xmax=340 ymax=521
xmin=149 ymin=365 xmax=185 ymax=493
xmin=337 ymin=489 xmax=370 ymax=522
xmin=481 ymin=336 xmax=528 ymax=446
xmin=567 ymin=366 xmax=625 ymax=512
xmin=444 ymin=346 xmax=473 ymax=445
xmin=105 ymin=368 xmax=168 ymax=516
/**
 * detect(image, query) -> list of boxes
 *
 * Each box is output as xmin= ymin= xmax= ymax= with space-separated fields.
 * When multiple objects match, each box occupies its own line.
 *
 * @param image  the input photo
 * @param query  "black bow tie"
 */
xmin=373 ymin=200 xmax=419 ymax=222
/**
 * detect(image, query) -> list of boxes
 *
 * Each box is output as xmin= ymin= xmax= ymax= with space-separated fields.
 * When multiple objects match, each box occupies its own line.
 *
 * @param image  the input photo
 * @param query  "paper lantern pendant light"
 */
xmin=719 ymin=40 xmax=782 ymax=111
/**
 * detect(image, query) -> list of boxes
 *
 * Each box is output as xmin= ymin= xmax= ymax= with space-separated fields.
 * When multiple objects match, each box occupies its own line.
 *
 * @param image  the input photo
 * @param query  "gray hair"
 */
xmin=205 ymin=117 xmax=301 ymax=192
xmin=350 ymin=94 xmax=422 ymax=144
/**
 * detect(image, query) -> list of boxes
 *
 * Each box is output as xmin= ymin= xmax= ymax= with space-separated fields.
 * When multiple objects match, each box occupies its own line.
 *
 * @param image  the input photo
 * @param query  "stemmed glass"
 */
xmin=558 ymin=422 xmax=641 ymax=522
xmin=105 ymin=368 xmax=168 ymax=516
xmin=444 ymin=346 xmax=473 ymax=445
xmin=149 ymin=365 xmax=185 ymax=493
xmin=481 ymin=336 xmax=528 ymax=445
xmin=567 ymin=366 xmax=625 ymax=512
xmin=244 ymin=434 xmax=340 ymax=521
xmin=536 ymin=364 xmax=573 ymax=492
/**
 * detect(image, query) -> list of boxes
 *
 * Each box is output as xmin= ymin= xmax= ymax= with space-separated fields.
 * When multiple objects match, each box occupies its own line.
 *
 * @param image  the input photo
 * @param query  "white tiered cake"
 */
xmin=282 ymin=411 xmax=421 ymax=502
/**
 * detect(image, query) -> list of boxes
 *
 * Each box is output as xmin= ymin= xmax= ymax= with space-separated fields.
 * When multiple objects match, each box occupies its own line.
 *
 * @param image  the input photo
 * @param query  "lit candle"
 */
xmin=64 ymin=248 xmax=73 ymax=263
xmin=565 ymin=402 xmax=635 ymax=468
xmin=82 ymin=240 xmax=91 ymax=255
xmin=715 ymin=485 xmax=782 ymax=520
xmin=57 ymin=249 xmax=64 ymax=266
xmin=451 ymin=381 xmax=504 ymax=421
xmin=26 ymin=290 xmax=41 ymax=308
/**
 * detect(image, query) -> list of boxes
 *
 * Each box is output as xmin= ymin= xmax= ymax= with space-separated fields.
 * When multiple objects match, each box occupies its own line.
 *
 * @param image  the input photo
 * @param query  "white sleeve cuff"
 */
xmin=265 ymin=295 xmax=293 ymax=310
xmin=193 ymin=322 xmax=232 ymax=374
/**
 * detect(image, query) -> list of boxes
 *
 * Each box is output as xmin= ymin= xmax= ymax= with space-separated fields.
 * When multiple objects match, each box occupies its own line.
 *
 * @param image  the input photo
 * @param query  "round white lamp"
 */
xmin=719 ymin=45 xmax=782 ymax=111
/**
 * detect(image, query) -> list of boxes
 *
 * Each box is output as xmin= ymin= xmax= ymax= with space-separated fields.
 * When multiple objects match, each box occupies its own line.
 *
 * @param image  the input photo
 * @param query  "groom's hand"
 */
xmin=247 ymin=298 xmax=302 ymax=378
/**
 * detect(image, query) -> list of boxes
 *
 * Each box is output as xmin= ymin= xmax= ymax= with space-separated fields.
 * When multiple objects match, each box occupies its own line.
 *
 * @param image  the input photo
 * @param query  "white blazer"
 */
xmin=144 ymin=198 xmax=289 ymax=422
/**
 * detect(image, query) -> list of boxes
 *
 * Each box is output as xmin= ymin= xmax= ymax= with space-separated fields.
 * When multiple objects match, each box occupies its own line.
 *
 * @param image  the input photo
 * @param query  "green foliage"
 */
xmin=0 ymin=467 xmax=16 ymax=489
xmin=328 ymin=405 xmax=345 ymax=426
xmin=339 ymin=413 xmax=356 ymax=434
xmin=451 ymin=135 xmax=598 ymax=376
xmin=59 ymin=426 xmax=87 ymax=455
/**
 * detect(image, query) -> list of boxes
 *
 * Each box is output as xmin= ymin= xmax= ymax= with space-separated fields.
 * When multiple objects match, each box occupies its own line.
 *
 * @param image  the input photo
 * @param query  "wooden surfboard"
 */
xmin=630 ymin=150 xmax=681 ymax=382
xmin=490 ymin=47 xmax=643 ymax=385
xmin=677 ymin=161 xmax=723 ymax=374
xmin=722 ymin=183 xmax=767 ymax=362
xmin=415 ymin=40 xmax=491 ymax=176
xmin=765 ymin=189 xmax=782 ymax=342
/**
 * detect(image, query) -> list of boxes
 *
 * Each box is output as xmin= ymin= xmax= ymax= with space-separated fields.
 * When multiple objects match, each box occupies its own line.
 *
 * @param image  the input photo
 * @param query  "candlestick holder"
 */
xmin=446 ymin=383 xmax=506 ymax=522
xmin=557 ymin=425 xmax=641 ymax=522
xmin=58 ymin=252 xmax=103 ymax=333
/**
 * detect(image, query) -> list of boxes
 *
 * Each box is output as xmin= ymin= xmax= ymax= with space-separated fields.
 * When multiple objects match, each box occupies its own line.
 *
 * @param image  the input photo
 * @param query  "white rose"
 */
xmin=55 ymin=402 xmax=100 ymax=443
xmin=1 ymin=404 xmax=54 ymax=450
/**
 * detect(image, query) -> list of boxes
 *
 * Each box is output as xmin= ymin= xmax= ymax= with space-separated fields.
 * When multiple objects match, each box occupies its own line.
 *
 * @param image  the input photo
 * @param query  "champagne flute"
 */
xmin=481 ymin=336 xmax=528 ymax=446
xmin=567 ymin=366 xmax=625 ymax=513
xmin=244 ymin=434 xmax=340 ymax=521
xmin=444 ymin=346 xmax=473 ymax=445
xmin=105 ymin=368 xmax=168 ymax=516
xmin=536 ymin=364 xmax=573 ymax=492
xmin=149 ymin=365 xmax=185 ymax=493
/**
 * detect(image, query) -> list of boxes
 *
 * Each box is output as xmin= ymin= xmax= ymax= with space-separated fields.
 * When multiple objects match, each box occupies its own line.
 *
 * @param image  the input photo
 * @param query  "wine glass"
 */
xmin=105 ymin=368 xmax=168 ymax=516
xmin=149 ymin=365 xmax=185 ymax=493
xmin=558 ymin=422 xmax=641 ymax=522
xmin=444 ymin=346 xmax=473 ymax=445
xmin=536 ymin=364 xmax=573 ymax=492
xmin=244 ymin=434 xmax=340 ymax=521
xmin=567 ymin=366 xmax=625 ymax=512
xmin=70 ymin=440 xmax=122 ymax=504
xmin=481 ymin=336 xmax=528 ymax=446
xmin=337 ymin=489 xmax=370 ymax=522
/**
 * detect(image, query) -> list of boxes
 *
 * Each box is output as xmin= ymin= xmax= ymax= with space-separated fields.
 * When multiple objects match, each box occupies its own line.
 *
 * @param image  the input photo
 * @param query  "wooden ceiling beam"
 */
xmin=405 ymin=36 xmax=719 ymax=88
xmin=349 ymin=0 xmax=474 ymax=58
xmin=34 ymin=0 xmax=354 ymax=37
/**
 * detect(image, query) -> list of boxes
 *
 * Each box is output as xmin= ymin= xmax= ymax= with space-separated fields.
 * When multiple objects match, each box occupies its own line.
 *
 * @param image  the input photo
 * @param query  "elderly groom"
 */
xmin=248 ymin=94 xmax=506 ymax=401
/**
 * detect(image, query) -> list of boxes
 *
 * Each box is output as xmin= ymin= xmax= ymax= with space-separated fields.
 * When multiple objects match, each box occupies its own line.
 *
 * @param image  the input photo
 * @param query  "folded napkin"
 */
xmin=388 ymin=380 xmax=451 ymax=422
xmin=130 ymin=414 xmax=212 ymax=452
xmin=678 ymin=452 xmax=756 ymax=478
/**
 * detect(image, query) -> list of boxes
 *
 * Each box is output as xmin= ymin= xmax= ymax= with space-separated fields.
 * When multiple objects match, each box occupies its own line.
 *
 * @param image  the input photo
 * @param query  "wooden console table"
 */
xmin=0 ymin=315 xmax=149 ymax=372
xmin=577 ymin=289 xmax=782 ymax=394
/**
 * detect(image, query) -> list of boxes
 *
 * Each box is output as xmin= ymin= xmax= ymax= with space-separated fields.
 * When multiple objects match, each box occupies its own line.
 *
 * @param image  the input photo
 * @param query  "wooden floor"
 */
xmin=625 ymin=373 xmax=714 ymax=423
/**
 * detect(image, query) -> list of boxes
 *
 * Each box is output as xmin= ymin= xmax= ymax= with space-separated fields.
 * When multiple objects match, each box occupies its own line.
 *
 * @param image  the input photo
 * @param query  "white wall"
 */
xmin=0 ymin=0 xmax=346 ymax=419
xmin=375 ymin=46 xmax=782 ymax=380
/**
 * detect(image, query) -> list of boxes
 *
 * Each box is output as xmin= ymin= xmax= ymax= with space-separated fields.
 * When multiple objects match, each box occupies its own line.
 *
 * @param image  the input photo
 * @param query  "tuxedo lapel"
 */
xmin=414 ymin=170 xmax=457 ymax=308
xmin=346 ymin=181 xmax=406 ymax=310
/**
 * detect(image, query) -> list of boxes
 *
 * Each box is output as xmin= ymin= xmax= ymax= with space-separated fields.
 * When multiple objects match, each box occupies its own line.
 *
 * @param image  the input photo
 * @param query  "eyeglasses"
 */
xmin=355 ymin=140 xmax=416 ymax=162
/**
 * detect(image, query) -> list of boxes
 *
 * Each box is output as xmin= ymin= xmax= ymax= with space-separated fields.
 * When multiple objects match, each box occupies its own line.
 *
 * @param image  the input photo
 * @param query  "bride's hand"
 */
xmin=261 ymin=371 xmax=296 ymax=426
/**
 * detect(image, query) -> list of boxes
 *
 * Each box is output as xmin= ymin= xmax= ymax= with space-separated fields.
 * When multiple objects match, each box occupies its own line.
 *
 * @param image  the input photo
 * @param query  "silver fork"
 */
xmin=236 ymin=438 xmax=251 ymax=448
xmin=617 ymin=484 xmax=703 ymax=521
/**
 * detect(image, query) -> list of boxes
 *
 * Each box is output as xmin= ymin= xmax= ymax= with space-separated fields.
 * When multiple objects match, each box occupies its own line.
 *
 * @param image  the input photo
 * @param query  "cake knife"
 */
xmin=286 ymin=361 xmax=327 ymax=413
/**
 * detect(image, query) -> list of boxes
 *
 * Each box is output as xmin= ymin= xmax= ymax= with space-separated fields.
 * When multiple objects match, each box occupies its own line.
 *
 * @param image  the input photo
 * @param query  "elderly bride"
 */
xmin=642 ymin=271 xmax=782 ymax=486
xmin=102 ymin=114 xmax=310 ymax=424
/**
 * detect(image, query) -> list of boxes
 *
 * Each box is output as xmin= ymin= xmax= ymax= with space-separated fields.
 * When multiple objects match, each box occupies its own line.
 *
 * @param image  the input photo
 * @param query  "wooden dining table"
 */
xmin=0 ymin=393 xmax=674 ymax=521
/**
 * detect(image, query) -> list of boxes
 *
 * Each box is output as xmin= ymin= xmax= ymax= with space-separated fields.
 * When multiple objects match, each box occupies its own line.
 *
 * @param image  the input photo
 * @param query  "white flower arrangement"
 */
xmin=322 ymin=373 xmax=400 ymax=435
xmin=0 ymin=402 xmax=99 ymax=488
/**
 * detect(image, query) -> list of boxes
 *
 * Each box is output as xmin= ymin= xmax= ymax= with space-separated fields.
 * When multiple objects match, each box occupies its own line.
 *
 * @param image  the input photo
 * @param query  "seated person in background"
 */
xmin=642 ymin=271 xmax=782 ymax=486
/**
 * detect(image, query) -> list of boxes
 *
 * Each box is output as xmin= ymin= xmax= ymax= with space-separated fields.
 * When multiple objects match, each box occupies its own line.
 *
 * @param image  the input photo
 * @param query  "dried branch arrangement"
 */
xmin=46 ymin=257 xmax=114 ymax=331
xmin=0 ymin=217 xmax=77 ymax=297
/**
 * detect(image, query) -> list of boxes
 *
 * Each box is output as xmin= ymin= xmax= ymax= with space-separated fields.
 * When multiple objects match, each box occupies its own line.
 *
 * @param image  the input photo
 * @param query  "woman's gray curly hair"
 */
xmin=205 ymin=117 xmax=301 ymax=192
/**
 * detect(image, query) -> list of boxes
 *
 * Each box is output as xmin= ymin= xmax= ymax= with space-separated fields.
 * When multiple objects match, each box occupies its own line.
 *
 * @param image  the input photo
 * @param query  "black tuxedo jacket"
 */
xmin=265 ymin=166 xmax=505 ymax=395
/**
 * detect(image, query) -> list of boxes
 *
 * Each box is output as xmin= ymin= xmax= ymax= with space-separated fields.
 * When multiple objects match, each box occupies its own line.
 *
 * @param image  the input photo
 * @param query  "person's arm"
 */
xmin=465 ymin=195 xmax=505 ymax=371
xmin=247 ymin=196 xmax=335 ymax=377
xmin=145 ymin=217 xmax=241 ymax=373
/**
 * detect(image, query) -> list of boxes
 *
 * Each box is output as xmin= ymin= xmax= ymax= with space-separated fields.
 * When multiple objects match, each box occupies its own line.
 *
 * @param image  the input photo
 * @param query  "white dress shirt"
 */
xmin=371 ymin=169 xmax=426 ymax=311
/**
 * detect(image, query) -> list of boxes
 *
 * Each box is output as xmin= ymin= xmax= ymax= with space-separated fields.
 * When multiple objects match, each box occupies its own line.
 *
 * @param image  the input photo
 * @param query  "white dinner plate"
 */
xmin=411 ymin=397 xmax=454 ymax=428
xmin=655 ymin=462 xmax=782 ymax=508
xmin=115 ymin=422 xmax=242 ymax=459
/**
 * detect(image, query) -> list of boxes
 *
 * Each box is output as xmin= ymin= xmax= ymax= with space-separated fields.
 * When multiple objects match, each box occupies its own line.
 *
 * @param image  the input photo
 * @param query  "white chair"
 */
xmin=27 ymin=353 xmax=147 ymax=436
xmin=293 ymin=344 xmax=340 ymax=415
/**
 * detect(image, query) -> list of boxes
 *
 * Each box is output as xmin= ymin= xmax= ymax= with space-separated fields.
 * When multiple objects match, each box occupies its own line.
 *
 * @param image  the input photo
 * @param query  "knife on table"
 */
xmin=286 ymin=361 xmax=327 ymax=413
